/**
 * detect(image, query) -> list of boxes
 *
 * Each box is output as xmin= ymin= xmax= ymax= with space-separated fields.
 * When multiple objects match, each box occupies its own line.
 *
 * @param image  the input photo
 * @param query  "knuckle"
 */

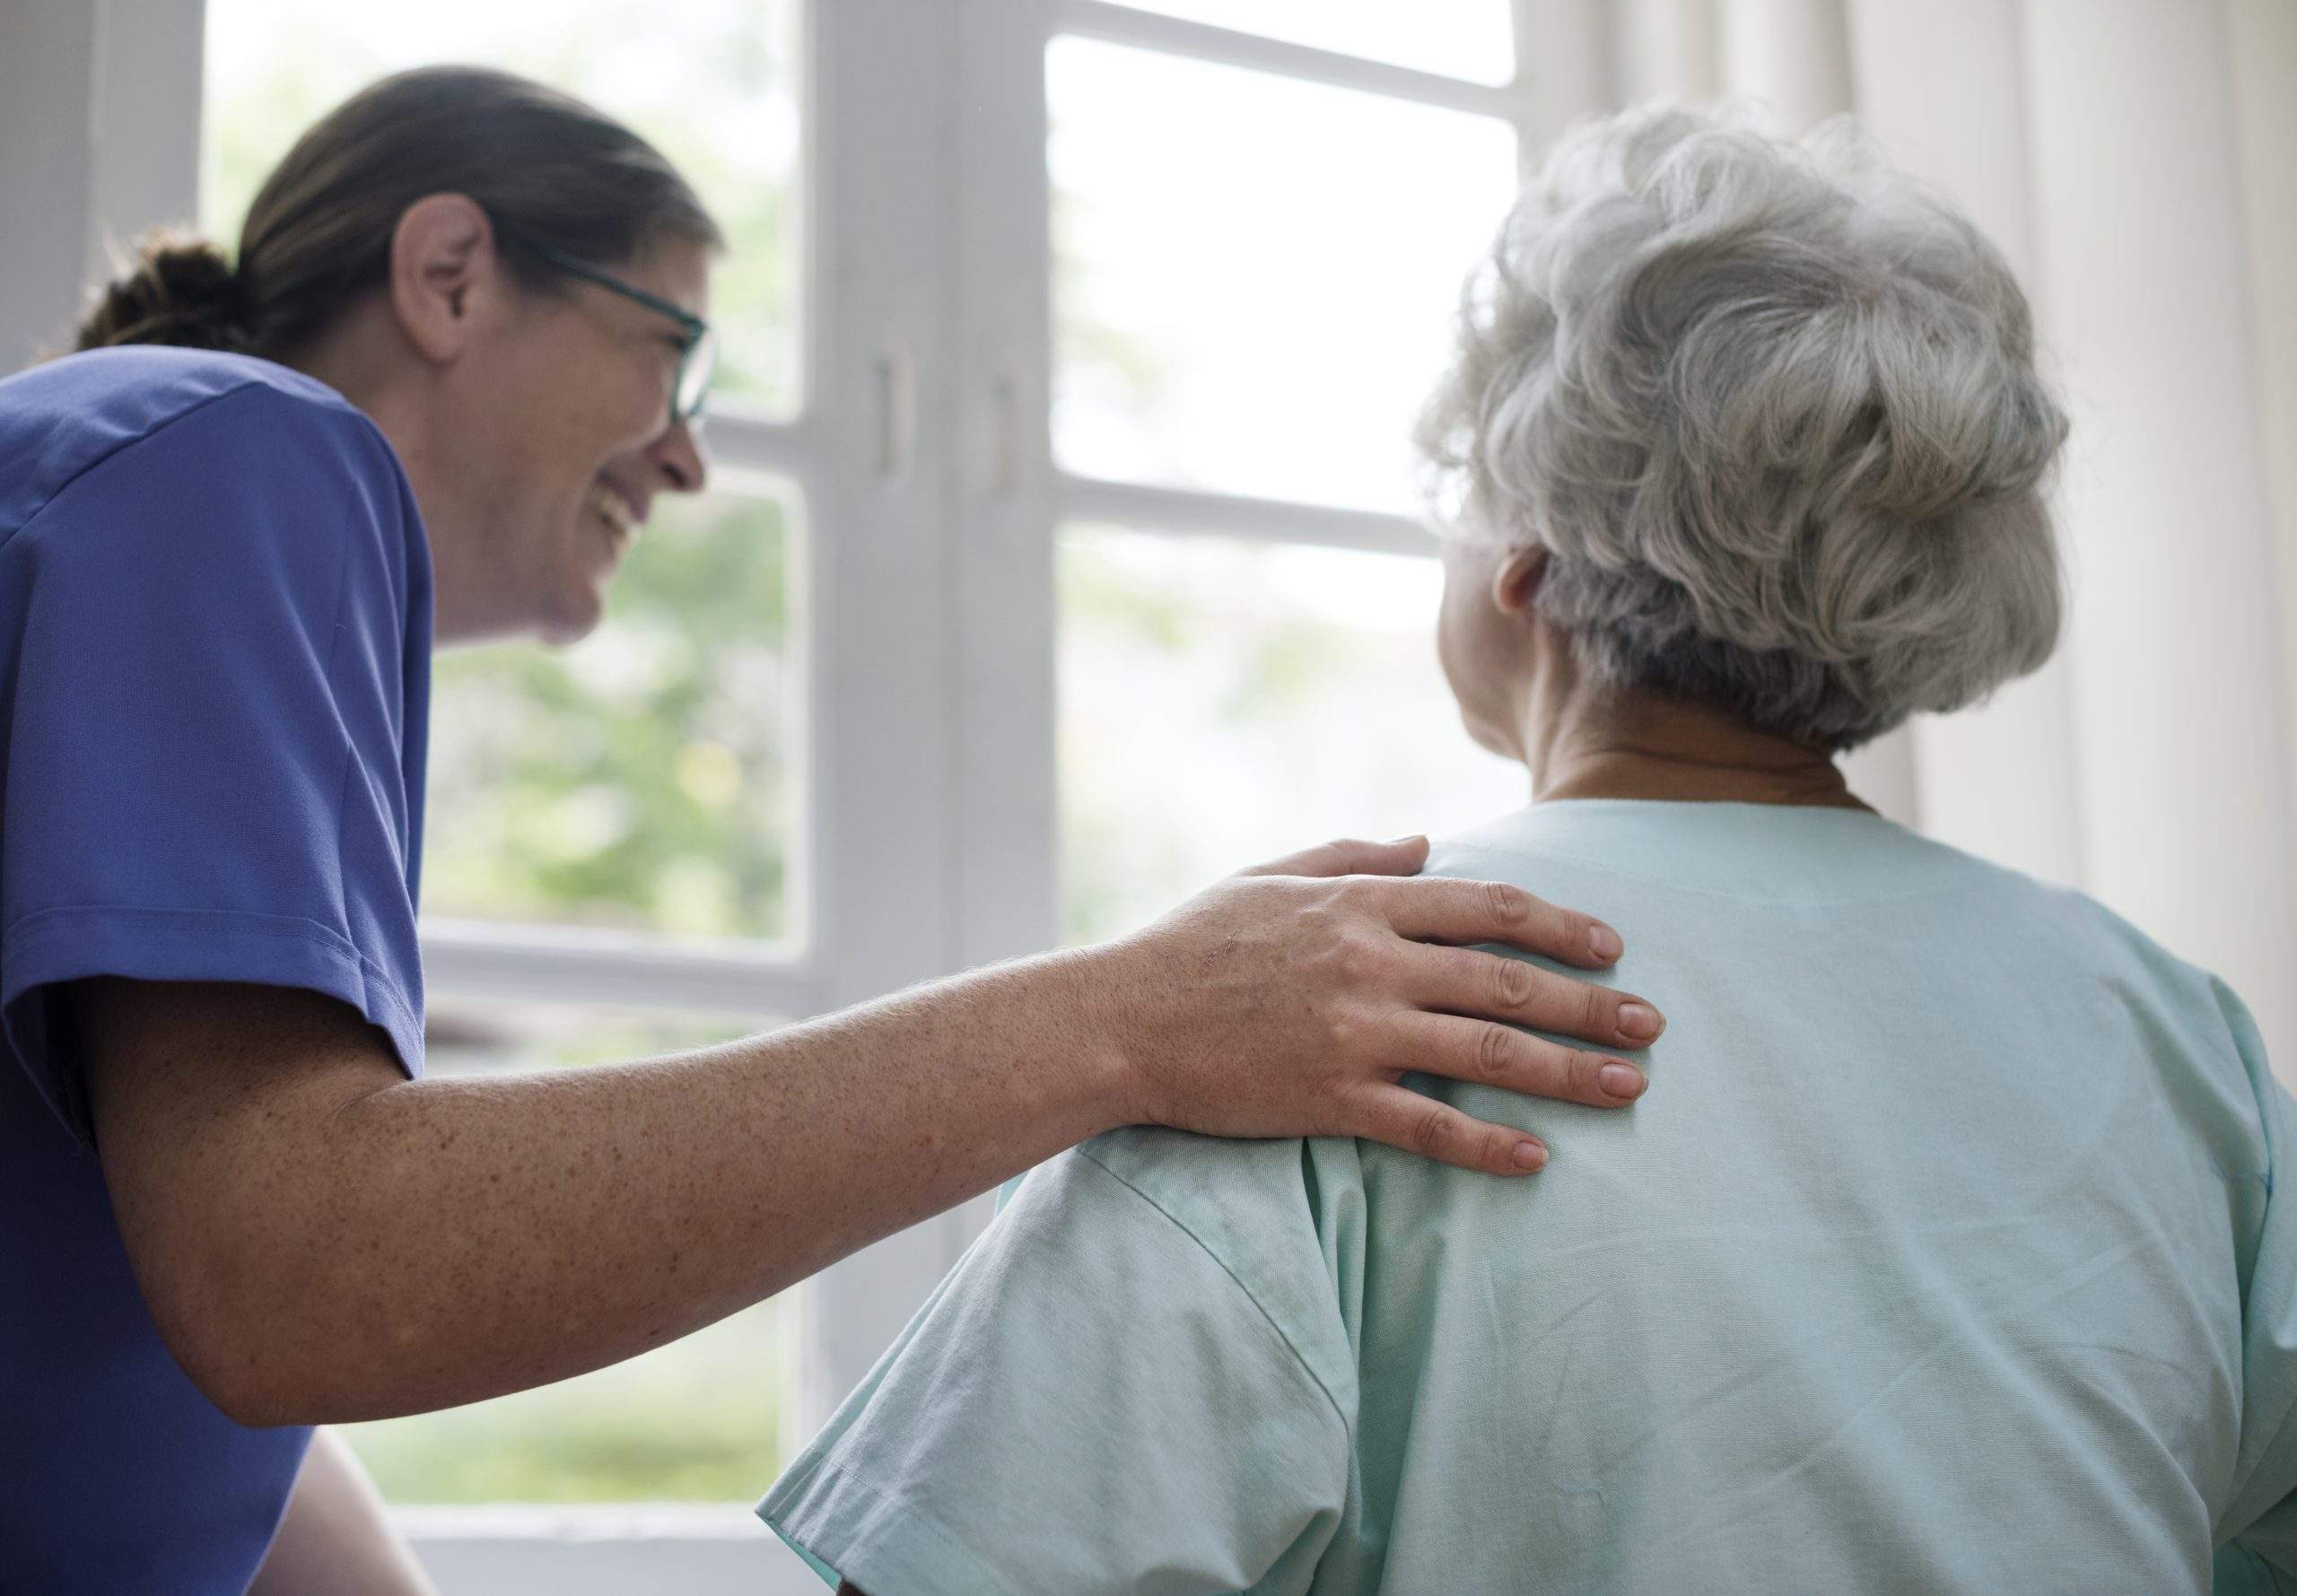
xmin=1474 ymin=1024 xmax=1518 ymax=1084
xmin=1411 ymin=1101 xmax=1455 ymax=1160
xmin=1489 ymin=955 xmax=1537 ymax=1011
xmin=1333 ymin=932 xmax=1388 ymax=986
xmin=1580 ymin=980 xmax=1611 ymax=1038
xmin=1567 ymin=914 xmax=1603 ymax=959
xmin=1568 ymin=1049 xmax=1606 ymax=1099
xmin=1481 ymin=879 xmax=1531 ymax=928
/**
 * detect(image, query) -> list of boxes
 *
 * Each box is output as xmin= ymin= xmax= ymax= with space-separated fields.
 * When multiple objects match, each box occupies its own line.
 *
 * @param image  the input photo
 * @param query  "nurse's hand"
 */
xmin=1095 ymin=835 xmax=1664 ymax=1176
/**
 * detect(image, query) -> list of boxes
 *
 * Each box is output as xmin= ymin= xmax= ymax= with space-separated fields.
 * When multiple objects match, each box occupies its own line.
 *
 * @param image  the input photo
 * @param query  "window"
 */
xmin=423 ymin=481 xmax=801 ymax=946
xmin=1043 ymin=16 xmax=1529 ymax=944
xmin=1047 ymin=34 xmax=1517 ymax=510
xmin=1099 ymin=0 xmax=1517 ymax=83
xmin=1061 ymin=528 xmax=1527 ymax=944
xmin=191 ymin=0 xmax=1547 ymax=1584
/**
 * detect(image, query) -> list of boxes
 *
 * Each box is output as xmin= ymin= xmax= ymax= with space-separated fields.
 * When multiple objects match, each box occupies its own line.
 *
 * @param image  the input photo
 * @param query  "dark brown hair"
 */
xmin=74 ymin=65 xmax=723 ymax=359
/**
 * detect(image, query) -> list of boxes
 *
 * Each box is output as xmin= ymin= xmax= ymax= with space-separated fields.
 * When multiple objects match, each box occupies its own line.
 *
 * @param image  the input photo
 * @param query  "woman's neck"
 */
xmin=1519 ymin=682 xmax=1874 ymax=813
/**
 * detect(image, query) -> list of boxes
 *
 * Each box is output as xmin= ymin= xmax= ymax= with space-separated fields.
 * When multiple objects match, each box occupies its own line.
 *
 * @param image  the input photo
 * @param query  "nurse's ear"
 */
xmin=385 ymin=193 xmax=504 ymax=366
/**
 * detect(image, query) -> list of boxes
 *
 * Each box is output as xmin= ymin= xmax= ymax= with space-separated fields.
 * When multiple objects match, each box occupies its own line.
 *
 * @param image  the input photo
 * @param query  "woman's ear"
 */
xmin=388 ymin=193 xmax=501 ymax=365
xmin=1490 ymin=547 xmax=1549 ymax=618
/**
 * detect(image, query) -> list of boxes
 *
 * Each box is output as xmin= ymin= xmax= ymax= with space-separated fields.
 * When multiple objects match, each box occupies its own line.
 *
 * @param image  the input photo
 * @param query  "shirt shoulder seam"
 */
xmin=1070 ymin=1142 xmax=1357 ymax=1450
xmin=5 ymin=376 xmax=370 ymax=546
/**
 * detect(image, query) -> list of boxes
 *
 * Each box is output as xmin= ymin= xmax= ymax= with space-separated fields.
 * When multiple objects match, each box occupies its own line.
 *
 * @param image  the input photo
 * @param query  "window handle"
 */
xmin=989 ymin=368 xmax=1022 ymax=502
xmin=873 ymin=346 xmax=914 ymax=483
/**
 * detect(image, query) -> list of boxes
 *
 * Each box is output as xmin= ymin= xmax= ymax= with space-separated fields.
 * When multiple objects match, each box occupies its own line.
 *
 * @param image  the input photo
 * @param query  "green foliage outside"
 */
xmin=343 ymin=1301 xmax=785 ymax=1504
xmin=424 ymin=493 xmax=794 ymax=943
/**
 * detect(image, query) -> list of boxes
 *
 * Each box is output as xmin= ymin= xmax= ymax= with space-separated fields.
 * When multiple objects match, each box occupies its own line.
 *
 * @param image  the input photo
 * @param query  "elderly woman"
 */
xmin=758 ymin=104 xmax=2293 ymax=1592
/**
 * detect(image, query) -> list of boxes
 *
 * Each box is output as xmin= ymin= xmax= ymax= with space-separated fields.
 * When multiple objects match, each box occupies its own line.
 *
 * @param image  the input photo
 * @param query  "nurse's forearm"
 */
xmin=83 ymin=948 xmax=1137 ymax=1425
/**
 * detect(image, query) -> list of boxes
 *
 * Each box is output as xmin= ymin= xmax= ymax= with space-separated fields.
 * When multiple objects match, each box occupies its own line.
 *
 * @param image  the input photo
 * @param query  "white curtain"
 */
xmin=1535 ymin=0 xmax=2297 ymax=1074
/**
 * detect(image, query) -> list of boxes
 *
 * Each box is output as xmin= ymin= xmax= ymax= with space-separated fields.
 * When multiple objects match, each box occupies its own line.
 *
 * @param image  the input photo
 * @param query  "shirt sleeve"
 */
xmin=758 ymin=1139 xmax=1355 ymax=1596
xmin=0 ymin=381 xmax=430 ymax=1144
xmin=2213 ymin=978 xmax=2297 ymax=1585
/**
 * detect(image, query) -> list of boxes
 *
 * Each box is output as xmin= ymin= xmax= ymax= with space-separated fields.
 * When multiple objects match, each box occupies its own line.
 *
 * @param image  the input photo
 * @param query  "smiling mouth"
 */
xmin=588 ymin=480 xmax=640 ymax=544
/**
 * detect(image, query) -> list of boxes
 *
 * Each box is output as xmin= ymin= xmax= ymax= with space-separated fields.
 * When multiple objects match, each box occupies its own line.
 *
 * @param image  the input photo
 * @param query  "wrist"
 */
xmin=1033 ymin=938 xmax=1154 ymax=1137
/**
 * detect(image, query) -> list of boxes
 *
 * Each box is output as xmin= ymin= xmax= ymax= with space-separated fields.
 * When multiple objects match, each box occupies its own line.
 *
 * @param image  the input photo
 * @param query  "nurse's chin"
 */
xmin=535 ymin=579 xmax=611 ymax=647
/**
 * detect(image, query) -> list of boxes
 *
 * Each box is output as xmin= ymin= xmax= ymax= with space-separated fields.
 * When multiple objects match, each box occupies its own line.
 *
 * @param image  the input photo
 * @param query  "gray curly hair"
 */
xmin=1416 ymin=101 xmax=2071 ymax=752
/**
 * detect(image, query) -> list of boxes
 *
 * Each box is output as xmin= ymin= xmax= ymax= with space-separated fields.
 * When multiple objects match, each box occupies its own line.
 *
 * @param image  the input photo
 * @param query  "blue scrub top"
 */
xmin=0 ymin=346 xmax=432 ymax=1594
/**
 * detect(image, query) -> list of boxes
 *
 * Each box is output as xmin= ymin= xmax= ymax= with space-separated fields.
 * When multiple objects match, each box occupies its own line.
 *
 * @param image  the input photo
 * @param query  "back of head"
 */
xmin=68 ymin=65 xmax=722 ymax=365
xmin=1417 ymin=101 xmax=2072 ymax=752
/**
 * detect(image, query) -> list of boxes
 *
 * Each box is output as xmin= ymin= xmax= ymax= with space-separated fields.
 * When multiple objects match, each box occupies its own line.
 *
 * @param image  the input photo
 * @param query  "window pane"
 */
xmin=202 ymin=0 xmax=800 ymax=416
xmin=424 ymin=484 xmax=799 ymax=943
xmin=1107 ymin=0 xmax=1515 ymax=83
xmin=339 ymin=1002 xmax=788 ymax=1504
xmin=1060 ymin=527 xmax=1527 ymax=945
xmin=1050 ymin=38 xmax=1518 ymax=512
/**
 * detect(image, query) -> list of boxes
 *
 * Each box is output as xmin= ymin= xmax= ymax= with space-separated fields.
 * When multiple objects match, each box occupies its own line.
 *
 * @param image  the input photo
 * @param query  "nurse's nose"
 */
xmin=647 ymin=415 xmax=709 ymax=496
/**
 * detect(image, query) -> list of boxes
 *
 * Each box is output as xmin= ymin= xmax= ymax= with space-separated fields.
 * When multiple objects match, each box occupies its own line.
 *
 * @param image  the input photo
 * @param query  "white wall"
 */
xmin=0 ymin=0 xmax=205 ymax=371
xmin=1845 ymin=0 xmax=2085 ymax=889
xmin=2227 ymin=0 xmax=2297 ymax=938
xmin=0 ymin=1 xmax=101 ymax=369
xmin=2022 ymin=0 xmax=2296 ymax=1065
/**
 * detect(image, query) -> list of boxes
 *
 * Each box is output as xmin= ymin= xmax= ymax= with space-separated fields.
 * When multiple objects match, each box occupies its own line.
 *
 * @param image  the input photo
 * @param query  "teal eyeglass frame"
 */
xmin=520 ymin=237 xmax=718 ymax=426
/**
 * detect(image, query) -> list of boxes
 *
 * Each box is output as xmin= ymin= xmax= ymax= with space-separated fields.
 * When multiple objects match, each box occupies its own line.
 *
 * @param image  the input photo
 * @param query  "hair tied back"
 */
xmin=74 ymin=231 xmax=259 ymax=355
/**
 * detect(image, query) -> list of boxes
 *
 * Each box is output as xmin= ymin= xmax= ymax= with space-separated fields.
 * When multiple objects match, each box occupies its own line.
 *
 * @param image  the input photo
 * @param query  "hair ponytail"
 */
xmin=75 ymin=232 xmax=259 ymax=353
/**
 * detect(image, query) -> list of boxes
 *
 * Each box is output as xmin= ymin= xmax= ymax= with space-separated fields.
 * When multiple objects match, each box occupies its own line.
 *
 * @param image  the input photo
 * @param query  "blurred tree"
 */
xmin=423 ymin=494 xmax=793 ymax=941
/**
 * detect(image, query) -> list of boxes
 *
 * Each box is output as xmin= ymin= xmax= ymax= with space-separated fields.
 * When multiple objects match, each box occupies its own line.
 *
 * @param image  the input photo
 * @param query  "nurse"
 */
xmin=0 ymin=65 xmax=1667 ymax=1595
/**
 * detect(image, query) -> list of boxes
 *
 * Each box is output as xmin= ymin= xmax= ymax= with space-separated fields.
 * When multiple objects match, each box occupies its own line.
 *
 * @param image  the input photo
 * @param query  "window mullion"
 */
xmin=786 ymin=0 xmax=979 ymax=1440
xmin=1056 ymin=0 xmax=1516 ymax=117
xmin=799 ymin=0 xmax=960 ymax=1015
xmin=923 ymin=0 xmax=1065 ymax=1264
xmin=948 ymin=0 xmax=1061 ymax=982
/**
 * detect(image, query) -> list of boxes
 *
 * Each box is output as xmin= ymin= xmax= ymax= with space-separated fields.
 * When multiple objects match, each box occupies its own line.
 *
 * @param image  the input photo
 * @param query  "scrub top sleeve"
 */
xmin=0 ymin=382 xmax=429 ymax=1144
xmin=757 ymin=1147 xmax=1354 ymax=1596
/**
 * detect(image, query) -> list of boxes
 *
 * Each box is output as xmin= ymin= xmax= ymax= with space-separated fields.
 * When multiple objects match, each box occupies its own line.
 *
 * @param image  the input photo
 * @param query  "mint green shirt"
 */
xmin=760 ymin=800 xmax=2297 ymax=1593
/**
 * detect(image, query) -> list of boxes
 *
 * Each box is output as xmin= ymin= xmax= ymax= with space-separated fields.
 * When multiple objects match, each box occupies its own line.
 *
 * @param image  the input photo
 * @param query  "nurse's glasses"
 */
xmin=520 ymin=238 xmax=718 ymax=428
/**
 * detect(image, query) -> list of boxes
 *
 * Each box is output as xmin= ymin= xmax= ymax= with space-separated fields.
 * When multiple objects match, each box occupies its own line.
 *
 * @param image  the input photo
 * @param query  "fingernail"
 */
xmin=1587 ymin=923 xmax=1622 ymax=961
xmin=1385 ymin=833 xmax=1427 ymax=847
xmin=1513 ymin=1139 xmax=1548 ymax=1170
xmin=1599 ymin=1063 xmax=1646 ymax=1099
xmin=1618 ymin=1002 xmax=1660 ymax=1040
